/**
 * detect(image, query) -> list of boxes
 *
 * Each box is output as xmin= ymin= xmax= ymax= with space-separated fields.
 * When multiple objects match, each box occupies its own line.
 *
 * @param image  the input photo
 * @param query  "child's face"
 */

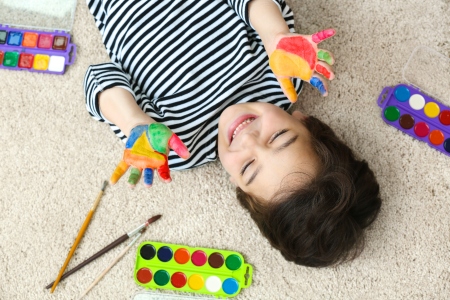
xmin=218 ymin=102 xmax=319 ymax=201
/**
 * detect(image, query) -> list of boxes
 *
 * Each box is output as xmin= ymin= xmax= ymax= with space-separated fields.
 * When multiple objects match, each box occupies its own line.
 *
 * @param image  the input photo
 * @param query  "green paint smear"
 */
xmin=318 ymin=50 xmax=332 ymax=65
xmin=128 ymin=168 xmax=141 ymax=185
xmin=148 ymin=123 xmax=172 ymax=153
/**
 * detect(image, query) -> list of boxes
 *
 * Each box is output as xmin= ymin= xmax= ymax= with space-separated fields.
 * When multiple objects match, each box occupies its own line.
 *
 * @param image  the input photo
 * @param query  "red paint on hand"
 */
xmin=315 ymin=64 xmax=331 ymax=79
xmin=157 ymin=159 xmax=172 ymax=182
xmin=276 ymin=36 xmax=316 ymax=69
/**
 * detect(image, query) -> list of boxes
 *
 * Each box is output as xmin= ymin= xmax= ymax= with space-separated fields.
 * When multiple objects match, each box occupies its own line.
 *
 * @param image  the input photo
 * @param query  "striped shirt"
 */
xmin=84 ymin=0 xmax=303 ymax=170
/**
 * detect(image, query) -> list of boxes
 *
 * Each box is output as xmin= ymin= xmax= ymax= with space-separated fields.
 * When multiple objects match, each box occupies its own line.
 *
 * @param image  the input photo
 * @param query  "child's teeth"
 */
xmin=232 ymin=118 xmax=255 ymax=140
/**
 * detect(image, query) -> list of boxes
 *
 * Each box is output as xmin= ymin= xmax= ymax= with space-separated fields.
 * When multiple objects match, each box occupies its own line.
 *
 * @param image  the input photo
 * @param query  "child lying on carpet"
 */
xmin=84 ymin=0 xmax=382 ymax=267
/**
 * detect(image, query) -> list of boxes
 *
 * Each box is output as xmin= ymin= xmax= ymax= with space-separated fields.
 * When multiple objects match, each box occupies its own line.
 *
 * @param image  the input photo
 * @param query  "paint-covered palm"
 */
xmin=110 ymin=123 xmax=190 ymax=187
xmin=269 ymin=29 xmax=336 ymax=102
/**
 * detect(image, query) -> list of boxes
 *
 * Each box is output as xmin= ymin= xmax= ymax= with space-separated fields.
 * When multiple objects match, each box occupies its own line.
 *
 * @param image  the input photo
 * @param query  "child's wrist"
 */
xmin=125 ymin=118 xmax=156 ymax=137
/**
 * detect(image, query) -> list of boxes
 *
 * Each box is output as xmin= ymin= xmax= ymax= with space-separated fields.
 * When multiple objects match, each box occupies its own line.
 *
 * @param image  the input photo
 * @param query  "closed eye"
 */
xmin=240 ymin=159 xmax=255 ymax=176
xmin=240 ymin=130 xmax=288 ymax=176
xmin=245 ymin=130 xmax=298 ymax=186
xmin=269 ymin=129 xmax=288 ymax=143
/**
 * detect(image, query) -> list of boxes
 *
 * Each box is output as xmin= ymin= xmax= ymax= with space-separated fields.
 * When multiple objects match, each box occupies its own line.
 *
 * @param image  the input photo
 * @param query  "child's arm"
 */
xmin=248 ymin=0 xmax=290 ymax=56
xmin=248 ymin=0 xmax=336 ymax=101
xmin=98 ymin=87 xmax=155 ymax=137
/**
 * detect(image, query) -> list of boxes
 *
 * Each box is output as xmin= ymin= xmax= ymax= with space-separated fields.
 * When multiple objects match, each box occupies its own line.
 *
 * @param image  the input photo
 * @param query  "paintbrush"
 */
xmin=45 ymin=214 xmax=161 ymax=289
xmin=50 ymin=181 xmax=108 ymax=293
xmin=78 ymin=228 xmax=146 ymax=299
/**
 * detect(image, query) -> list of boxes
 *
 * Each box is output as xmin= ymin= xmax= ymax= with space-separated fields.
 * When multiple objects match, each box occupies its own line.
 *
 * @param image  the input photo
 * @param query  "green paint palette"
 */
xmin=134 ymin=241 xmax=253 ymax=298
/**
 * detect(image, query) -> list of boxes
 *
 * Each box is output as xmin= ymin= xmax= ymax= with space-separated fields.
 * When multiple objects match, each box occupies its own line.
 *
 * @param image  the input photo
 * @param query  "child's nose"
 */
xmin=239 ymin=131 xmax=260 ymax=148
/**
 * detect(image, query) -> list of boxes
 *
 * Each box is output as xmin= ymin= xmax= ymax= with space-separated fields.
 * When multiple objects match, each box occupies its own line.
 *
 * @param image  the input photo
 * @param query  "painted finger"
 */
xmin=315 ymin=61 xmax=335 ymax=80
xmin=143 ymin=168 xmax=154 ymax=187
xmin=157 ymin=158 xmax=171 ymax=183
xmin=148 ymin=123 xmax=172 ymax=154
xmin=317 ymin=49 xmax=334 ymax=65
xmin=309 ymin=73 xmax=329 ymax=96
xmin=278 ymin=77 xmax=298 ymax=103
xmin=128 ymin=167 xmax=142 ymax=187
xmin=169 ymin=133 xmax=190 ymax=159
xmin=110 ymin=160 xmax=129 ymax=185
xmin=311 ymin=29 xmax=336 ymax=44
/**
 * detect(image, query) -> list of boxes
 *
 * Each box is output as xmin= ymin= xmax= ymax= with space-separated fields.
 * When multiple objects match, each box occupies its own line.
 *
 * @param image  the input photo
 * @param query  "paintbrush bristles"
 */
xmin=147 ymin=214 xmax=162 ymax=225
xmin=91 ymin=181 xmax=108 ymax=211
xmin=101 ymin=181 xmax=108 ymax=191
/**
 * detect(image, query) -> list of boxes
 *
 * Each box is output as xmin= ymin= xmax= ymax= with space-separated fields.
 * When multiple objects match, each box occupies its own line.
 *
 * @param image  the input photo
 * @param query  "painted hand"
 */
xmin=110 ymin=123 xmax=190 ymax=187
xmin=269 ymin=29 xmax=336 ymax=102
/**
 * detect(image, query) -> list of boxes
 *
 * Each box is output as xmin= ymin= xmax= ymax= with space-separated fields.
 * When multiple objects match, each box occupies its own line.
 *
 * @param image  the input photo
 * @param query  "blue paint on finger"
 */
xmin=143 ymin=168 xmax=154 ymax=186
xmin=310 ymin=77 xmax=327 ymax=95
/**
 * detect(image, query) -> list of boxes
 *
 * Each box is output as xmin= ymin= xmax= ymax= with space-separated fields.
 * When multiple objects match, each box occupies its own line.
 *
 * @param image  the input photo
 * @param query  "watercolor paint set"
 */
xmin=0 ymin=0 xmax=77 ymax=75
xmin=377 ymin=46 xmax=450 ymax=156
xmin=134 ymin=241 xmax=253 ymax=299
xmin=0 ymin=25 xmax=76 ymax=74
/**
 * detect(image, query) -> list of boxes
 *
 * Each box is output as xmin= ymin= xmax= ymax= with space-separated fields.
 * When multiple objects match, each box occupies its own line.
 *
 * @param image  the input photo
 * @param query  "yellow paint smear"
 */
xmin=269 ymin=49 xmax=313 ymax=81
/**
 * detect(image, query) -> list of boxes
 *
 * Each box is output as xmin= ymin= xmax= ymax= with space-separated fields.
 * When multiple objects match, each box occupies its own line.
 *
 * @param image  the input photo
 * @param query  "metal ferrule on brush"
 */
xmin=127 ymin=215 xmax=161 ymax=237
xmin=127 ymin=222 xmax=148 ymax=237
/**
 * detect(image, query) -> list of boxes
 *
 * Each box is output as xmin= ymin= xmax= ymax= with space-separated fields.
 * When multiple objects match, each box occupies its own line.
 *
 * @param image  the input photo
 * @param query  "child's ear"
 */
xmin=291 ymin=110 xmax=306 ymax=120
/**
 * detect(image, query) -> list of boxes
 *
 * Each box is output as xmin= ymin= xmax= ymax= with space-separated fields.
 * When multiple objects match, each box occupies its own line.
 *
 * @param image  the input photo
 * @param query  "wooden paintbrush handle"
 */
xmin=50 ymin=210 xmax=94 ymax=293
xmin=45 ymin=233 xmax=129 ymax=289
xmin=78 ymin=232 xmax=143 ymax=299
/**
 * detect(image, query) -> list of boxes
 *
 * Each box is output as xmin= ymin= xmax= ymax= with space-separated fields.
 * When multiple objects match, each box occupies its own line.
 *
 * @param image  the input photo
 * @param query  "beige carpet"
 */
xmin=1 ymin=0 xmax=450 ymax=299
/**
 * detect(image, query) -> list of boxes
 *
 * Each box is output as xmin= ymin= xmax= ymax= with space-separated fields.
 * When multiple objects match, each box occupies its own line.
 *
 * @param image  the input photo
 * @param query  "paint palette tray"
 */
xmin=133 ymin=291 xmax=216 ymax=300
xmin=134 ymin=241 xmax=253 ymax=298
xmin=0 ymin=0 xmax=77 ymax=75
xmin=377 ymin=46 xmax=450 ymax=156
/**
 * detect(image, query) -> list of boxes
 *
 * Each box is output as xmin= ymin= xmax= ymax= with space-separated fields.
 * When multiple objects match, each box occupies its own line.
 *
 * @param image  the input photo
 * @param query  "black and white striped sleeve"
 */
xmin=87 ymin=0 xmax=107 ymax=35
xmin=83 ymin=63 xmax=136 ymax=123
xmin=225 ymin=0 xmax=294 ymax=31
xmin=225 ymin=0 xmax=252 ymax=27
xmin=86 ymin=0 xmax=122 ymax=63
xmin=227 ymin=0 xmax=294 ymax=32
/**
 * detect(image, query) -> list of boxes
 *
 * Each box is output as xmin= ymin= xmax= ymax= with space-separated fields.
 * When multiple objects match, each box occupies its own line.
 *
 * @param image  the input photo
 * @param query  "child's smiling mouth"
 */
xmin=228 ymin=114 xmax=258 ymax=144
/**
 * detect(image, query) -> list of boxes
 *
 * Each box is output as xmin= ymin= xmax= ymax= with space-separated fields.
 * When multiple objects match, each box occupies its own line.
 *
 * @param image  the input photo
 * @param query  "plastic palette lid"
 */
xmin=402 ymin=45 xmax=450 ymax=106
xmin=0 ymin=0 xmax=77 ymax=32
xmin=133 ymin=291 xmax=219 ymax=300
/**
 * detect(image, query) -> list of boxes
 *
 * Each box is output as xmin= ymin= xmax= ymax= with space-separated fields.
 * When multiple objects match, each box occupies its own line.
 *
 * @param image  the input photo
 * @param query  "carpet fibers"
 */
xmin=1 ymin=0 xmax=449 ymax=299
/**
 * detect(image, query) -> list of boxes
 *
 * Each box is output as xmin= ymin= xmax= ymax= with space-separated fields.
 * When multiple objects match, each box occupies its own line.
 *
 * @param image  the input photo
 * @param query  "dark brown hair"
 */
xmin=236 ymin=115 xmax=382 ymax=267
